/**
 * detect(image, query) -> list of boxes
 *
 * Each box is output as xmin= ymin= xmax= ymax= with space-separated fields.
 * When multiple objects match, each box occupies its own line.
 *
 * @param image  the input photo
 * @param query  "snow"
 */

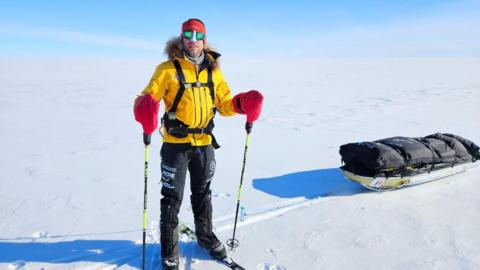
xmin=1 ymin=56 xmax=480 ymax=270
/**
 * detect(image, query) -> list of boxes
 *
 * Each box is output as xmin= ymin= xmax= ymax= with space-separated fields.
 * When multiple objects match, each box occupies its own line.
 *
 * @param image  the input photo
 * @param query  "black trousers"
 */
xmin=160 ymin=143 xmax=217 ymax=259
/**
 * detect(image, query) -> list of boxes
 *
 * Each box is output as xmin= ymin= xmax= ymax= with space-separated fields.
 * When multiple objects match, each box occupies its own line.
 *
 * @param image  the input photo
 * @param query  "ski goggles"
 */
xmin=183 ymin=31 xmax=205 ymax=41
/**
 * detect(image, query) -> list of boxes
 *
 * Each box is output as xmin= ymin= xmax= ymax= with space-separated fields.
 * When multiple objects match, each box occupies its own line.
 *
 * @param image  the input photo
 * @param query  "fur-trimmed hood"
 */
xmin=164 ymin=36 xmax=221 ymax=69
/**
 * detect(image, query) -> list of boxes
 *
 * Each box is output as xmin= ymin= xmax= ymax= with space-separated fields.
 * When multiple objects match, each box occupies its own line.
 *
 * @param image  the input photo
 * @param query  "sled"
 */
xmin=339 ymin=133 xmax=480 ymax=191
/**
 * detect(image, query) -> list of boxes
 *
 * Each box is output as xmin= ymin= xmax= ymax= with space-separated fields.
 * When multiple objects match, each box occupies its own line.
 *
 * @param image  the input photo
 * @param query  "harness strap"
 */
xmin=170 ymin=59 xmax=215 ymax=117
xmin=165 ymin=118 xmax=220 ymax=149
xmin=207 ymin=66 xmax=214 ymax=102
xmin=169 ymin=60 xmax=187 ymax=119
xmin=183 ymin=82 xmax=209 ymax=88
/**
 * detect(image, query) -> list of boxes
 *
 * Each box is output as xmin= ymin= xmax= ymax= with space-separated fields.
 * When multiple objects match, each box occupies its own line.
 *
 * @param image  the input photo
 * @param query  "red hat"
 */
xmin=181 ymin=19 xmax=207 ymax=43
xmin=182 ymin=18 xmax=206 ymax=34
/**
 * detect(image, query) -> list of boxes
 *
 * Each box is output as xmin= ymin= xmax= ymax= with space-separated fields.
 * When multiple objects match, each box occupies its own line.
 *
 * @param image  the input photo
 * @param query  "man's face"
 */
xmin=182 ymin=32 xmax=204 ymax=58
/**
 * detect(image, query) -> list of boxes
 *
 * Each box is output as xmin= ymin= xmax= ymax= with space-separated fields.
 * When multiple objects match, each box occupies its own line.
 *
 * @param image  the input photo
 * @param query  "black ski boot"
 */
xmin=191 ymin=191 xmax=227 ymax=260
xmin=161 ymin=257 xmax=179 ymax=270
xmin=209 ymin=239 xmax=227 ymax=260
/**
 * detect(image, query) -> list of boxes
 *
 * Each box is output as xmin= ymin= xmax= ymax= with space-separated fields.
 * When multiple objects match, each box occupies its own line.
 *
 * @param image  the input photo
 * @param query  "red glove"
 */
xmin=134 ymin=94 xmax=160 ymax=135
xmin=233 ymin=90 xmax=264 ymax=123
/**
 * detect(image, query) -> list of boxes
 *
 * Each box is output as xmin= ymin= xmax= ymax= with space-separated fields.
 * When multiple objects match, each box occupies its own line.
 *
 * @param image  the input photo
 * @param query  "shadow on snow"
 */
xmin=253 ymin=167 xmax=367 ymax=199
xmin=0 ymin=239 xmax=209 ymax=269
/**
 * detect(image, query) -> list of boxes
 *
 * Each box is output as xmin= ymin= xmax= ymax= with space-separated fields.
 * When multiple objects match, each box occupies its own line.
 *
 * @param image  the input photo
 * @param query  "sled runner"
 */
xmin=342 ymin=161 xmax=479 ymax=191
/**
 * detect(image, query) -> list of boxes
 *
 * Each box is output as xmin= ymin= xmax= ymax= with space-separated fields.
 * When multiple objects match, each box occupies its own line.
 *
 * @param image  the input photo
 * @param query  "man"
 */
xmin=134 ymin=18 xmax=263 ymax=270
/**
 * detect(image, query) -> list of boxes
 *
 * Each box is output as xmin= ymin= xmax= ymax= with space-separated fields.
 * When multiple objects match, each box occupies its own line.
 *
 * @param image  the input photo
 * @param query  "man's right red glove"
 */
xmin=134 ymin=94 xmax=160 ymax=135
xmin=233 ymin=90 xmax=264 ymax=123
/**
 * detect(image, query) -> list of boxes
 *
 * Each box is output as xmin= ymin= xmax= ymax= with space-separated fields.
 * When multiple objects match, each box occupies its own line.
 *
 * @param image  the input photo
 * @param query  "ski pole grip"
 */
xmin=245 ymin=122 xmax=253 ymax=134
xmin=143 ymin=133 xmax=151 ymax=145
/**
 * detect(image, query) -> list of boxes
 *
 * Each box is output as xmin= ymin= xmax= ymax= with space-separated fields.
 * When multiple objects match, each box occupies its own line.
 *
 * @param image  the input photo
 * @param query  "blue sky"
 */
xmin=0 ymin=0 xmax=479 ymax=58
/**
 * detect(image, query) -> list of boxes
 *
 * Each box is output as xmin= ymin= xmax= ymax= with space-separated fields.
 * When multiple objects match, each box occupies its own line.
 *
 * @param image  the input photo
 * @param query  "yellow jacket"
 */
xmin=141 ymin=38 xmax=236 ymax=146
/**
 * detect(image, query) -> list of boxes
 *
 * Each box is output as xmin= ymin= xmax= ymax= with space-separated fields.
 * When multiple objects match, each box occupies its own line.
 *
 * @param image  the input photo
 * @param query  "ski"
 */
xmin=179 ymin=223 xmax=245 ymax=270
xmin=179 ymin=222 xmax=197 ymax=240
xmin=220 ymin=256 xmax=246 ymax=270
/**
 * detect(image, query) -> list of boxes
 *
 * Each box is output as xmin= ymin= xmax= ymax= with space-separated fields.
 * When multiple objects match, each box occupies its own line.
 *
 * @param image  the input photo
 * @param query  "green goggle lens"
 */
xmin=183 ymin=31 xmax=205 ymax=41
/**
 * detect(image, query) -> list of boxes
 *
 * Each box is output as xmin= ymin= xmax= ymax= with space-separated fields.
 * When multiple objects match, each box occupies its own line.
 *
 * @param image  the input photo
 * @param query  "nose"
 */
xmin=187 ymin=40 xmax=201 ymax=47
xmin=184 ymin=38 xmax=198 ymax=44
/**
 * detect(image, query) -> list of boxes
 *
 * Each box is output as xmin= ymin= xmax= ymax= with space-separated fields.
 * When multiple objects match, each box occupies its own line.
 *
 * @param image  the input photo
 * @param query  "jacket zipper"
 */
xmin=197 ymin=67 xmax=204 ymax=128
xmin=192 ymin=65 xmax=199 ymax=144
xmin=201 ymin=87 xmax=208 ymax=127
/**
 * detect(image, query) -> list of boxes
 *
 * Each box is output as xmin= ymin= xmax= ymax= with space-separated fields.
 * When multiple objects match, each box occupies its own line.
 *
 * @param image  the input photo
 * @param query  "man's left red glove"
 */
xmin=134 ymin=94 xmax=160 ymax=135
xmin=233 ymin=90 xmax=264 ymax=123
xmin=233 ymin=90 xmax=264 ymax=133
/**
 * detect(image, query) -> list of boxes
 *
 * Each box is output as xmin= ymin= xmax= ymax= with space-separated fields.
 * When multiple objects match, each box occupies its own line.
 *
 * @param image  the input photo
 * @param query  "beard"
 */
xmin=182 ymin=38 xmax=203 ymax=58
xmin=186 ymin=47 xmax=202 ymax=58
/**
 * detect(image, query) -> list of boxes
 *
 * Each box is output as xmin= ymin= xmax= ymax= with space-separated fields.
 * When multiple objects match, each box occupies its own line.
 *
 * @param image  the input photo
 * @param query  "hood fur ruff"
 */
xmin=164 ymin=37 xmax=220 ymax=69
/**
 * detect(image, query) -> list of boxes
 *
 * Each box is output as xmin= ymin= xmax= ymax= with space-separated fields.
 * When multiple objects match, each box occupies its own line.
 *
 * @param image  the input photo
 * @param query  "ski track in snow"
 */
xmin=0 ymin=198 xmax=27 ymax=225
xmin=214 ymin=196 xmax=326 ymax=232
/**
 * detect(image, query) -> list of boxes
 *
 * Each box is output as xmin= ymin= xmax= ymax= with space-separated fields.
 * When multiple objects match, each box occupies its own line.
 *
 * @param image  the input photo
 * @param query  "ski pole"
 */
xmin=142 ymin=133 xmax=151 ymax=270
xmin=227 ymin=122 xmax=253 ymax=251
